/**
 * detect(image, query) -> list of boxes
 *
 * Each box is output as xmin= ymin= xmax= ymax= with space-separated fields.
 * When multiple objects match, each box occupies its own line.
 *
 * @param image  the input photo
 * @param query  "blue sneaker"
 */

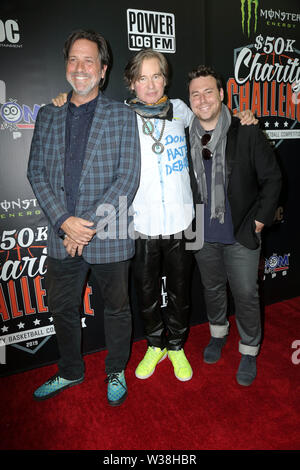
xmin=106 ymin=371 xmax=127 ymax=406
xmin=33 ymin=374 xmax=84 ymax=401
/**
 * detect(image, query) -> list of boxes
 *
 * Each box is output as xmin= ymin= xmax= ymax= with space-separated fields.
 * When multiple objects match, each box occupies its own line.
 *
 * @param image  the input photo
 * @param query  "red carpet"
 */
xmin=1 ymin=297 xmax=300 ymax=451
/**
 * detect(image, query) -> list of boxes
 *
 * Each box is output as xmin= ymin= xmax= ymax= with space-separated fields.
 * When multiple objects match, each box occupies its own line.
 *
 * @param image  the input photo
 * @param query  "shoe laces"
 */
xmin=47 ymin=374 xmax=61 ymax=385
xmin=105 ymin=373 xmax=126 ymax=390
xmin=170 ymin=350 xmax=187 ymax=367
xmin=143 ymin=347 xmax=161 ymax=364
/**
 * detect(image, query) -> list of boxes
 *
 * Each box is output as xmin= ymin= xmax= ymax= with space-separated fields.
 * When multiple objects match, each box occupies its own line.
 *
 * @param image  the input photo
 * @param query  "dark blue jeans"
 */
xmin=195 ymin=240 xmax=261 ymax=353
xmin=46 ymin=255 xmax=131 ymax=379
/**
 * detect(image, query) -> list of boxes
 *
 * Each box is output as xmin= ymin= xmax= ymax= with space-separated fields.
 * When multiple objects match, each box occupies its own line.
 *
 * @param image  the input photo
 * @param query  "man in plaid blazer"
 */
xmin=27 ymin=30 xmax=140 ymax=406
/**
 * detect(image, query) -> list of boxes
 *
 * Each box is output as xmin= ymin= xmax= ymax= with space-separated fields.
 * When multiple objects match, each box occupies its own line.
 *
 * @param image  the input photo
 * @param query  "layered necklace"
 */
xmin=141 ymin=117 xmax=166 ymax=154
xmin=126 ymin=95 xmax=172 ymax=155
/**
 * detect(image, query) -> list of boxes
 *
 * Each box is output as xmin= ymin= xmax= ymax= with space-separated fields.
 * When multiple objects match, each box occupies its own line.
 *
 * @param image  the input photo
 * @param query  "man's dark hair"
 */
xmin=187 ymin=65 xmax=223 ymax=91
xmin=63 ymin=29 xmax=110 ymax=87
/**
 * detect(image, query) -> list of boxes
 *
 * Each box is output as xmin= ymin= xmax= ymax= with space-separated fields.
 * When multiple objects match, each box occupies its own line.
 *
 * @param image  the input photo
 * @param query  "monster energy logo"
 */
xmin=241 ymin=0 xmax=258 ymax=36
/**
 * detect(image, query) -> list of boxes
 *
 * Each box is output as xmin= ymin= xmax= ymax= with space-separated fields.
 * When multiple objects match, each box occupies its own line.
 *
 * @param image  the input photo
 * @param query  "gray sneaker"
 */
xmin=236 ymin=354 xmax=257 ymax=386
xmin=203 ymin=336 xmax=227 ymax=364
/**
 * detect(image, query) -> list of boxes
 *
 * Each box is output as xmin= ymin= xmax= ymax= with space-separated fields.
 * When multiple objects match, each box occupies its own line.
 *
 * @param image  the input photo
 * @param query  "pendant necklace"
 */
xmin=141 ymin=117 xmax=166 ymax=155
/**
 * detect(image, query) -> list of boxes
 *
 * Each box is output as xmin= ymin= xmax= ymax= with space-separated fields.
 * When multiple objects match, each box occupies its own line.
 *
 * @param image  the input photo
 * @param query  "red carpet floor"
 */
xmin=1 ymin=297 xmax=299 ymax=451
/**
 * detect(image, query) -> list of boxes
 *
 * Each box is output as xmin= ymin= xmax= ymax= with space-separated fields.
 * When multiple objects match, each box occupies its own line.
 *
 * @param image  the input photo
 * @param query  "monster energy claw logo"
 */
xmin=241 ymin=0 xmax=258 ymax=37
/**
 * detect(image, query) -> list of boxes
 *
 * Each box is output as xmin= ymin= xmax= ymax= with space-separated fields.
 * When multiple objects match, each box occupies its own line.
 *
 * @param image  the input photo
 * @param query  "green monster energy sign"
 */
xmin=241 ymin=0 xmax=259 ymax=36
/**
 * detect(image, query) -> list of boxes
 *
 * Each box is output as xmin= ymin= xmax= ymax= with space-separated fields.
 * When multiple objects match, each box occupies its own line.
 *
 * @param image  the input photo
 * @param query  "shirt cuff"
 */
xmin=54 ymin=213 xmax=70 ymax=238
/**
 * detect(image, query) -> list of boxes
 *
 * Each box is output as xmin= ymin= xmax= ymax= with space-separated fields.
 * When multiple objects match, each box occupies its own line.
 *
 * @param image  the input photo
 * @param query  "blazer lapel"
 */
xmin=225 ymin=118 xmax=239 ymax=187
xmin=53 ymin=105 xmax=67 ymax=184
xmin=79 ymin=94 xmax=111 ymax=187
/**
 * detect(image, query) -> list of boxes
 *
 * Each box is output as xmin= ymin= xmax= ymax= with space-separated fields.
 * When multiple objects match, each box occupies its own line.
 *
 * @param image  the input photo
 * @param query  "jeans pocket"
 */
xmin=255 ymin=230 xmax=261 ymax=246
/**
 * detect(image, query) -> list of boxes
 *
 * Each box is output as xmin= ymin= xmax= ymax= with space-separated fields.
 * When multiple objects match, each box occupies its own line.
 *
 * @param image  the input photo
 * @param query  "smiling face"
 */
xmin=131 ymin=57 xmax=166 ymax=104
xmin=189 ymin=75 xmax=224 ymax=130
xmin=66 ymin=38 xmax=107 ymax=103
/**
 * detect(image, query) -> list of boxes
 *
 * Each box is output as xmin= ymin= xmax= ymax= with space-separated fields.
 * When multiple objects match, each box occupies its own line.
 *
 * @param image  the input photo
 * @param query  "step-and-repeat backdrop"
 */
xmin=0 ymin=0 xmax=299 ymax=376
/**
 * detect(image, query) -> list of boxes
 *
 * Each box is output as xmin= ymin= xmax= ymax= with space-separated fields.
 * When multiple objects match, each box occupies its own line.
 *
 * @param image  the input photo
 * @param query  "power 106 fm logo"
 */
xmin=127 ymin=9 xmax=176 ymax=53
xmin=0 ymin=227 xmax=94 ymax=359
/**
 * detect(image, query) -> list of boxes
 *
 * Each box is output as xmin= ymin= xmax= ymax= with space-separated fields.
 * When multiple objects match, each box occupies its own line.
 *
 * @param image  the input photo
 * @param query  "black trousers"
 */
xmin=46 ymin=255 xmax=131 ymax=380
xmin=132 ymin=235 xmax=193 ymax=350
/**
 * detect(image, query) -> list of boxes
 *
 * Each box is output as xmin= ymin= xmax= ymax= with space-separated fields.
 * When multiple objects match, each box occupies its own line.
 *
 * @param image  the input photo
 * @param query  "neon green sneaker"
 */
xmin=135 ymin=346 xmax=167 ymax=379
xmin=168 ymin=349 xmax=193 ymax=381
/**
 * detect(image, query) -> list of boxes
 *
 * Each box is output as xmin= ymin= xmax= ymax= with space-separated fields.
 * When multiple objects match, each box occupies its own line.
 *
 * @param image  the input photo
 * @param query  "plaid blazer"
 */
xmin=27 ymin=93 xmax=141 ymax=264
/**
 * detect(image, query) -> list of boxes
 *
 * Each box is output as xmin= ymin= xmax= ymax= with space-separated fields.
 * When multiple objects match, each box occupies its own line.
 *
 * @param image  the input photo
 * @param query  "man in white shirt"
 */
xmin=125 ymin=50 xmax=195 ymax=382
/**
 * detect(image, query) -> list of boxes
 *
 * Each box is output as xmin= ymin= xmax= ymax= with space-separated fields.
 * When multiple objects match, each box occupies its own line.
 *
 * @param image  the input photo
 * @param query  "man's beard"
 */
xmin=67 ymin=73 xmax=100 ymax=96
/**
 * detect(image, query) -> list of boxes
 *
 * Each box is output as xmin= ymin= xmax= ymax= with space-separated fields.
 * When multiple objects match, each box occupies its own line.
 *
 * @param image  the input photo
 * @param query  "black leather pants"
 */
xmin=132 ymin=234 xmax=193 ymax=350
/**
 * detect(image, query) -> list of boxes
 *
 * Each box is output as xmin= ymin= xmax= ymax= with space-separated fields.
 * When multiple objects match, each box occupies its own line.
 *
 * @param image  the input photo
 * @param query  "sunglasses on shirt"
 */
xmin=201 ymin=133 xmax=212 ymax=160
